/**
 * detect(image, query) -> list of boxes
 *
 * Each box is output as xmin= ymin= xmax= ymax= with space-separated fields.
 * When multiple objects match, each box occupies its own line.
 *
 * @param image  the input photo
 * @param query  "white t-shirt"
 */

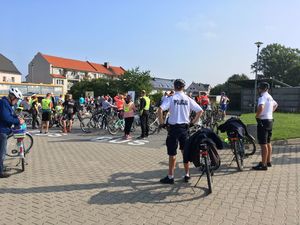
xmin=161 ymin=95 xmax=168 ymax=104
xmin=257 ymin=92 xmax=278 ymax=120
xmin=160 ymin=91 xmax=202 ymax=125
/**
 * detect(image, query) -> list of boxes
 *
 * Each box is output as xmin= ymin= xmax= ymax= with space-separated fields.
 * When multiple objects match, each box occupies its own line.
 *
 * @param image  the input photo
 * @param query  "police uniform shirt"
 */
xmin=257 ymin=92 xmax=278 ymax=120
xmin=160 ymin=91 xmax=202 ymax=125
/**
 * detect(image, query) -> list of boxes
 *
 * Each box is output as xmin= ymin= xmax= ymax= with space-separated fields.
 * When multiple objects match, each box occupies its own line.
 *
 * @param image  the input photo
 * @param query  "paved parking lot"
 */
xmin=0 ymin=128 xmax=299 ymax=225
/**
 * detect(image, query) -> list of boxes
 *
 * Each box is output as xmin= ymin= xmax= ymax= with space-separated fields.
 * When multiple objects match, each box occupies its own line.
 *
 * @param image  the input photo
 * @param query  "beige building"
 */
xmin=0 ymin=54 xmax=22 ymax=83
xmin=26 ymin=52 xmax=125 ymax=94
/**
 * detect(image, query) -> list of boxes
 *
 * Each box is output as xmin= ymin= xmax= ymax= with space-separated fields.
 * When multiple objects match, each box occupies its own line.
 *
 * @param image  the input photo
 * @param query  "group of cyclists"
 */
xmin=0 ymin=78 xmax=276 ymax=180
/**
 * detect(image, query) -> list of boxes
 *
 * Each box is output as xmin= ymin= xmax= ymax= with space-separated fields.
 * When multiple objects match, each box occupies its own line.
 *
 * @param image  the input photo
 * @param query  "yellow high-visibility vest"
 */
xmin=142 ymin=96 xmax=150 ymax=110
xmin=42 ymin=98 xmax=51 ymax=110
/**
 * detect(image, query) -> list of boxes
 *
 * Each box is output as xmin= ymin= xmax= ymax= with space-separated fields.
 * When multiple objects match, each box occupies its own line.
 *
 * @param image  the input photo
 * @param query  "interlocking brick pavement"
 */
xmin=0 ymin=133 xmax=299 ymax=225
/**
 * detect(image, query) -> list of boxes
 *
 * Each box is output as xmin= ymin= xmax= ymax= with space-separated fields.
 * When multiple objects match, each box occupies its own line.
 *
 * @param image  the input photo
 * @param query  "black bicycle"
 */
xmin=227 ymin=131 xmax=256 ymax=171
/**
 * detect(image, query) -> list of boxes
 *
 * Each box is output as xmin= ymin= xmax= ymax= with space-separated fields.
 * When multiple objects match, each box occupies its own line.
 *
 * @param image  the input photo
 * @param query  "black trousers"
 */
xmin=32 ymin=112 xmax=39 ymax=129
xmin=124 ymin=117 xmax=134 ymax=135
xmin=140 ymin=110 xmax=149 ymax=137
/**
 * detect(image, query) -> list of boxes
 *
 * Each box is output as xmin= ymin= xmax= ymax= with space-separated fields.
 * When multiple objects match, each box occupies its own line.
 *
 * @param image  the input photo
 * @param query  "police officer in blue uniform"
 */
xmin=158 ymin=79 xmax=203 ymax=184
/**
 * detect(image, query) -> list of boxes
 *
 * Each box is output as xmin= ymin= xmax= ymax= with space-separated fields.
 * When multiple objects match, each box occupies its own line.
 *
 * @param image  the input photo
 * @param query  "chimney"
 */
xmin=104 ymin=62 xmax=110 ymax=68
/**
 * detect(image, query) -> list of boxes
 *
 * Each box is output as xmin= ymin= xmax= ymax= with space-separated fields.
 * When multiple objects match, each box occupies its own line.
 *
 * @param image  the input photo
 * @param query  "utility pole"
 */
xmin=253 ymin=41 xmax=263 ymax=113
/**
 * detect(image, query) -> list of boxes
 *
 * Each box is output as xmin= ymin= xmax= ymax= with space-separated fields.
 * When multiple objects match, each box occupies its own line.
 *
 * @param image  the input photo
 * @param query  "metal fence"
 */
xmin=241 ymin=87 xmax=300 ymax=113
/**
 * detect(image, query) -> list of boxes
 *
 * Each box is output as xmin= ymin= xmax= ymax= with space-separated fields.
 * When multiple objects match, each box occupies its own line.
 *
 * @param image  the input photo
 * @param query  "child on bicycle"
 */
xmin=54 ymin=100 xmax=64 ymax=127
xmin=0 ymin=88 xmax=24 ymax=178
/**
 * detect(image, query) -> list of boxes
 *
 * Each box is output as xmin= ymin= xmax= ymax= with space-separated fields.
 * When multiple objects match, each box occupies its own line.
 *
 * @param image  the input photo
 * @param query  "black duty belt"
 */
xmin=169 ymin=123 xmax=189 ymax=128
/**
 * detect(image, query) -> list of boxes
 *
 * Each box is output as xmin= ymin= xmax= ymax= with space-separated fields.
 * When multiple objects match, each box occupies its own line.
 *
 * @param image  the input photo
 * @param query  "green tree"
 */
xmin=210 ymin=74 xmax=249 ymax=95
xmin=285 ymin=64 xmax=300 ymax=86
xmin=252 ymin=43 xmax=300 ymax=85
xmin=118 ymin=67 xmax=152 ymax=96
xmin=150 ymin=91 xmax=163 ymax=106
xmin=70 ymin=67 xmax=153 ymax=99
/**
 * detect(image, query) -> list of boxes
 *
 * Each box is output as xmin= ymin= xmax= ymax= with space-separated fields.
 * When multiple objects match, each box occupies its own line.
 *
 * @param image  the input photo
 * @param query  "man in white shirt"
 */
xmin=253 ymin=82 xmax=278 ymax=171
xmin=158 ymin=79 xmax=203 ymax=184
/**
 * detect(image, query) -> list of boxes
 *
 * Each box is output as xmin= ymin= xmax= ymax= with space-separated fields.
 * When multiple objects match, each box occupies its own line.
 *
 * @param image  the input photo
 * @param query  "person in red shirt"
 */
xmin=195 ymin=92 xmax=210 ymax=110
xmin=114 ymin=94 xmax=125 ymax=118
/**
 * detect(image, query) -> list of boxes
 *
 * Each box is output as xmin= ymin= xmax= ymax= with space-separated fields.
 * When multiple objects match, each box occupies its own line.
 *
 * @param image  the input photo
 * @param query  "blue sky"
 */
xmin=1 ymin=0 xmax=300 ymax=86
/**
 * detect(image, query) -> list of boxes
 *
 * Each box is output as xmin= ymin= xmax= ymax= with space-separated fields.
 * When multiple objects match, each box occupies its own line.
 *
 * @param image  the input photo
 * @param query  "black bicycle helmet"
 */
xmin=258 ymin=82 xmax=270 ymax=90
xmin=174 ymin=79 xmax=186 ymax=89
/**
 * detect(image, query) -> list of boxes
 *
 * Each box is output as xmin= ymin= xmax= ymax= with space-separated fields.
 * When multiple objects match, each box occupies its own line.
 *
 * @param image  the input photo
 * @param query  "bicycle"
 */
xmin=80 ymin=108 xmax=109 ymax=133
xmin=6 ymin=126 xmax=34 ymax=172
xmin=49 ymin=112 xmax=64 ymax=128
xmin=107 ymin=117 xmax=125 ymax=135
xmin=194 ymin=142 xmax=214 ymax=194
xmin=226 ymin=131 xmax=256 ymax=171
xmin=185 ymin=124 xmax=221 ymax=194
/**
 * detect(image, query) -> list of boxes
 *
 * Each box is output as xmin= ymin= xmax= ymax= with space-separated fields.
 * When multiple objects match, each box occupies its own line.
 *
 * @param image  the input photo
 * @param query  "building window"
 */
xmin=56 ymin=79 xmax=64 ymax=85
xmin=3 ymin=76 xmax=6 ymax=82
xmin=11 ymin=77 xmax=15 ymax=82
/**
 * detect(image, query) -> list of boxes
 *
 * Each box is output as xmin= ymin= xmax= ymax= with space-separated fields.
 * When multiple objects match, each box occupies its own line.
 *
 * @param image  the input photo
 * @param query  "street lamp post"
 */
xmin=253 ymin=41 xmax=263 ymax=113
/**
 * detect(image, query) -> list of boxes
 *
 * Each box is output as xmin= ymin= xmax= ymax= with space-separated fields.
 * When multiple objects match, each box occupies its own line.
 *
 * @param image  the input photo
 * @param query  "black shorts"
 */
xmin=42 ymin=111 xmax=51 ymax=122
xmin=63 ymin=113 xmax=75 ymax=121
xmin=257 ymin=119 xmax=273 ymax=145
xmin=166 ymin=124 xmax=189 ymax=156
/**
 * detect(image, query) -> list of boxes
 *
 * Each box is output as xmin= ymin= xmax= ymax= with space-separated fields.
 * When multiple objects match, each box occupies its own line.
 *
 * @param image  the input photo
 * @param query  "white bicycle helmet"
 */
xmin=9 ymin=88 xmax=23 ymax=99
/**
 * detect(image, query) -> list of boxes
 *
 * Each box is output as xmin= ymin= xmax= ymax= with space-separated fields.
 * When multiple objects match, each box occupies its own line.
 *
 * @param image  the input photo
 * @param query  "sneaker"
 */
xmin=252 ymin=162 xmax=267 ymax=171
xmin=0 ymin=173 xmax=10 ymax=178
xmin=267 ymin=162 xmax=272 ymax=167
xmin=137 ymin=136 xmax=145 ymax=140
xmin=160 ymin=176 xmax=174 ymax=184
xmin=184 ymin=175 xmax=191 ymax=183
xmin=127 ymin=135 xmax=132 ymax=140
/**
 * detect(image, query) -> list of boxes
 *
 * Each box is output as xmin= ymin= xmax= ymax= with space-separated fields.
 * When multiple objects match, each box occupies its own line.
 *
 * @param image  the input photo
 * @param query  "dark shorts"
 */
xmin=257 ymin=119 xmax=273 ymax=144
xmin=63 ymin=113 xmax=75 ymax=121
xmin=42 ymin=111 xmax=51 ymax=121
xmin=220 ymin=104 xmax=227 ymax=112
xmin=166 ymin=124 xmax=189 ymax=156
xmin=202 ymin=105 xmax=208 ymax=111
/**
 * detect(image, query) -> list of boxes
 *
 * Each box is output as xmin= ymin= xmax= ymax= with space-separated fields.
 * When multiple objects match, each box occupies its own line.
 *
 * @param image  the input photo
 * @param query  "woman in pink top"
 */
xmin=123 ymin=95 xmax=136 ymax=139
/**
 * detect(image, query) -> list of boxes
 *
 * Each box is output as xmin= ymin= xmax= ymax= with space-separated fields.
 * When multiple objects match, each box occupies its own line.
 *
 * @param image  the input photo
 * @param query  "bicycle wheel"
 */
xmin=107 ymin=120 xmax=120 ymax=135
xmin=149 ymin=119 xmax=159 ymax=135
xmin=243 ymin=135 xmax=256 ymax=156
xmin=234 ymin=140 xmax=244 ymax=171
xmin=6 ymin=133 xmax=33 ymax=157
xmin=80 ymin=117 xmax=94 ymax=133
xmin=204 ymin=155 xmax=212 ymax=194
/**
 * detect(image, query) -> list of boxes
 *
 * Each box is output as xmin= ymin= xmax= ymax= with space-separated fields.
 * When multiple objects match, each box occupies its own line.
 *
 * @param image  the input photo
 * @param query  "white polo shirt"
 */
xmin=257 ymin=92 xmax=278 ymax=120
xmin=160 ymin=91 xmax=202 ymax=125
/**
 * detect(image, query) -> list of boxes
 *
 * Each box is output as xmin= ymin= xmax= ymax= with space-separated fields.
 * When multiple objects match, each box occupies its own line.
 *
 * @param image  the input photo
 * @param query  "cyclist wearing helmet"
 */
xmin=158 ymin=79 xmax=203 ymax=184
xmin=253 ymin=82 xmax=278 ymax=171
xmin=0 ymin=88 xmax=24 ymax=178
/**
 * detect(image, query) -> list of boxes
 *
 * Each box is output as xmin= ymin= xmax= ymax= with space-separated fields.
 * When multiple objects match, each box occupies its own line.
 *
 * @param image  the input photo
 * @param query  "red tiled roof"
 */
xmin=41 ymin=53 xmax=125 ymax=76
xmin=42 ymin=54 xmax=97 ymax=72
xmin=87 ymin=62 xmax=113 ymax=75
xmin=51 ymin=74 xmax=65 ymax=79
xmin=108 ymin=66 xmax=126 ymax=76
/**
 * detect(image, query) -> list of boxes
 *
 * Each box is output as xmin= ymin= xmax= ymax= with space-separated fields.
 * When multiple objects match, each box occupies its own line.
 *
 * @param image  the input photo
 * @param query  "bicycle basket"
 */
xmin=12 ymin=129 xmax=27 ymax=139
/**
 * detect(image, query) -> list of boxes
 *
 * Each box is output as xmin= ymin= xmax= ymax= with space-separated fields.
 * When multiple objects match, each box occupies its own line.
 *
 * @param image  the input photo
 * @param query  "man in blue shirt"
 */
xmin=0 ymin=88 xmax=24 ymax=178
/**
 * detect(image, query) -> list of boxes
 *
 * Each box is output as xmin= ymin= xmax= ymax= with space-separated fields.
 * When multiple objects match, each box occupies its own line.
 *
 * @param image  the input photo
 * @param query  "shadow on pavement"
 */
xmin=0 ymin=168 xmax=209 ymax=204
xmin=88 ymin=169 xmax=209 ymax=205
